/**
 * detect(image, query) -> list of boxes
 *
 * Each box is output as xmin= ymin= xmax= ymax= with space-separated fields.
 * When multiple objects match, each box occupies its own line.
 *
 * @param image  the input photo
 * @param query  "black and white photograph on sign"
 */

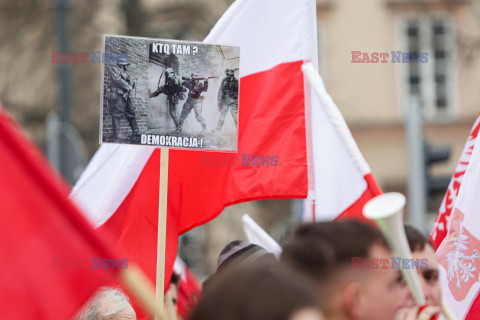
xmin=100 ymin=34 xmax=240 ymax=151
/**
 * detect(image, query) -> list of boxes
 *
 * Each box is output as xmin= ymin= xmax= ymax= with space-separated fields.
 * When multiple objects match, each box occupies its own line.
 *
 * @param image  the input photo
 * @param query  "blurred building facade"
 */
xmin=1 ymin=0 xmax=480 ymax=277
xmin=317 ymin=0 xmax=480 ymax=197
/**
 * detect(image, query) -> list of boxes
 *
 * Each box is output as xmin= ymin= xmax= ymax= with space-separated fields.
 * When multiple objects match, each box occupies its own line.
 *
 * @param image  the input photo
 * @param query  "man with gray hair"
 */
xmin=75 ymin=287 xmax=136 ymax=320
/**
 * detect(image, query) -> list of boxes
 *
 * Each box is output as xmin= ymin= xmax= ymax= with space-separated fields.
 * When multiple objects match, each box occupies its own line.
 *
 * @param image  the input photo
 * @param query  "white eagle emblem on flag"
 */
xmin=446 ymin=226 xmax=480 ymax=290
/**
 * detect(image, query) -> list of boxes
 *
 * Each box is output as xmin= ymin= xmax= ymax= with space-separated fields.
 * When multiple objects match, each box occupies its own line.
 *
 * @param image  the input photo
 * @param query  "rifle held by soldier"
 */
xmin=182 ymin=76 xmax=218 ymax=81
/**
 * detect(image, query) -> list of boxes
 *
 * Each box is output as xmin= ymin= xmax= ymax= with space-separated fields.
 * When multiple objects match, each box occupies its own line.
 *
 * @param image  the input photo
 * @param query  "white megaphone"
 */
xmin=363 ymin=192 xmax=426 ymax=305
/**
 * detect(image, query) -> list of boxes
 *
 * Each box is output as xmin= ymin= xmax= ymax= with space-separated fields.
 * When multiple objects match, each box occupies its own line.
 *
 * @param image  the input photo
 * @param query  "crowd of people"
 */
xmin=76 ymin=220 xmax=441 ymax=320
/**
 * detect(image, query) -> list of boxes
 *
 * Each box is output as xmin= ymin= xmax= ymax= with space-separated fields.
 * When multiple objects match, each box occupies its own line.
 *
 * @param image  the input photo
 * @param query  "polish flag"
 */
xmin=71 ymin=0 xmax=379 ymax=302
xmin=301 ymin=62 xmax=382 ymax=223
xmin=72 ymin=0 xmax=315 ymax=294
xmin=430 ymin=115 xmax=480 ymax=250
xmin=431 ymin=114 xmax=480 ymax=320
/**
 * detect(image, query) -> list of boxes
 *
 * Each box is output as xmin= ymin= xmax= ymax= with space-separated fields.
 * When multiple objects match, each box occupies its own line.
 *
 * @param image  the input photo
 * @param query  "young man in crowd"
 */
xmin=281 ymin=220 xmax=440 ymax=320
xmin=405 ymin=225 xmax=441 ymax=307
xmin=393 ymin=225 xmax=442 ymax=319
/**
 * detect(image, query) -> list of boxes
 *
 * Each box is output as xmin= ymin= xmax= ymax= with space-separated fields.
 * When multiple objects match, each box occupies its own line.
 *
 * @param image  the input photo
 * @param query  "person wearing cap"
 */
xmin=215 ymin=68 xmax=239 ymax=131
xmin=216 ymin=240 xmax=277 ymax=273
xmin=108 ymin=59 xmax=140 ymax=141
xmin=149 ymin=67 xmax=185 ymax=132
xmin=203 ymin=240 xmax=278 ymax=290
xmin=178 ymin=73 xmax=208 ymax=133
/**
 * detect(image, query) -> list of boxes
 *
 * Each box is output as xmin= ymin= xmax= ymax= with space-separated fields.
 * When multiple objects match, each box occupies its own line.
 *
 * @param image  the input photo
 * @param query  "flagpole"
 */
xmin=156 ymin=146 xmax=169 ymax=319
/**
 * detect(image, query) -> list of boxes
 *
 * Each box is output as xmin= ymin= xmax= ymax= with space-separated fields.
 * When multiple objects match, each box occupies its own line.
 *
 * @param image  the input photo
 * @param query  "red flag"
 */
xmin=71 ymin=0 xmax=316 ymax=296
xmin=0 ymin=105 xmax=120 ymax=319
xmin=430 ymin=114 xmax=480 ymax=319
xmin=174 ymin=257 xmax=201 ymax=319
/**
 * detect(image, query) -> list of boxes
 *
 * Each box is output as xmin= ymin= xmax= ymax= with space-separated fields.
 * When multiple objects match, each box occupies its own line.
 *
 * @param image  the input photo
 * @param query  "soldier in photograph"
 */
xmin=149 ymin=67 xmax=185 ymax=132
xmin=107 ymin=60 xmax=140 ymax=141
xmin=215 ymin=68 xmax=239 ymax=131
xmin=178 ymin=73 xmax=208 ymax=133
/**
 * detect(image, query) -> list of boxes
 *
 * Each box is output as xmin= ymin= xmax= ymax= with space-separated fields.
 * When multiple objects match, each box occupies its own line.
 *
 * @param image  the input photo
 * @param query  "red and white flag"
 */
xmin=71 ymin=0 xmax=380 ymax=302
xmin=301 ymin=63 xmax=382 ymax=222
xmin=430 ymin=115 xmax=480 ymax=250
xmin=430 ymin=114 xmax=480 ymax=320
xmin=0 ymin=105 xmax=118 ymax=319
xmin=173 ymin=257 xmax=201 ymax=319
xmin=72 ymin=0 xmax=316 ymax=294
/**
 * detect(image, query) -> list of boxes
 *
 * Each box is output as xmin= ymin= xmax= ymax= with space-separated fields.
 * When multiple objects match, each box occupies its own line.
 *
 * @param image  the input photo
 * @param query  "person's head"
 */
xmin=189 ymin=267 xmax=324 ymax=320
xmin=117 ymin=60 xmax=129 ymax=71
xmin=116 ymin=52 xmax=129 ymax=69
xmin=165 ymin=67 xmax=175 ymax=77
xmin=75 ymin=287 xmax=136 ymax=320
xmin=203 ymin=240 xmax=278 ymax=290
xmin=216 ymin=240 xmax=278 ymax=274
xmin=405 ymin=225 xmax=441 ymax=307
xmin=281 ymin=220 xmax=409 ymax=320
xmin=225 ymin=69 xmax=235 ymax=79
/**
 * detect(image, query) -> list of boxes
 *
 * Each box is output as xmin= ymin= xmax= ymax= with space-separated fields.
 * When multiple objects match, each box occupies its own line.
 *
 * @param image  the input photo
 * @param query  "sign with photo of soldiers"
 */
xmin=100 ymin=34 xmax=240 ymax=151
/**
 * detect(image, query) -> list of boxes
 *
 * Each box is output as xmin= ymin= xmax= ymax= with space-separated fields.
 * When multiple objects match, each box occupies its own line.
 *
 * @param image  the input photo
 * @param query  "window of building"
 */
xmin=399 ymin=15 xmax=456 ymax=121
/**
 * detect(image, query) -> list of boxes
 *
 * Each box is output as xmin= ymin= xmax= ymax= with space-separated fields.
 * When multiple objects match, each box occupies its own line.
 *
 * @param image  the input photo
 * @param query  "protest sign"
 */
xmin=100 ymin=34 xmax=240 ymax=151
